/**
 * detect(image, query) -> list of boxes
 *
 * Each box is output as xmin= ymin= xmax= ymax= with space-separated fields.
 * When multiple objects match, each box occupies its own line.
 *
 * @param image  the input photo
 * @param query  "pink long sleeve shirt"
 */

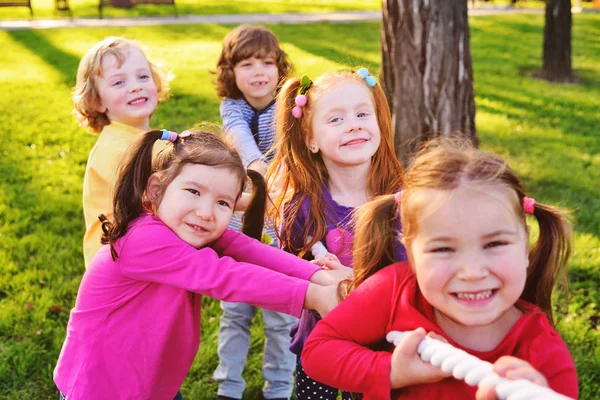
xmin=54 ymin=213 xmax=320 ymax=400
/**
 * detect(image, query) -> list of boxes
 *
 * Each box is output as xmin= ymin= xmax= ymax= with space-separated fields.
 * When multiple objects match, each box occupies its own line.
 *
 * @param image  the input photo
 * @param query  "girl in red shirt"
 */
xmin=302 ymin=138 xmax=578 ymax=400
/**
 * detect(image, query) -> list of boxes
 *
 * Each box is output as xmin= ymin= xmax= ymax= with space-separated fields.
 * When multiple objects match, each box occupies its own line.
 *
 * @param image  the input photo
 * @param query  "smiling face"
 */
xmin=308 ymin=81 xmax=381 ymax=170
xmin=148 ymin=164 xmax=242 ymax=249
xmin=95 ymin=46 xmax=158 ymax=131
xmin=409 ymin=184 xmax=529 ymax=334
xmin=233 ymin=55 xmax=279 ymax=110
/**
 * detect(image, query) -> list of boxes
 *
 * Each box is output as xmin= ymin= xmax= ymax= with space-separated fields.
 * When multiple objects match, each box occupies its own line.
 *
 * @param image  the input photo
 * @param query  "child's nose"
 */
xmin=456 ymin=254 xmax=489 ymax=280
xmin=347 ymin=117 xmax=362 ymax=132
xmin=194 ymin=202 xmax=214 ymax=220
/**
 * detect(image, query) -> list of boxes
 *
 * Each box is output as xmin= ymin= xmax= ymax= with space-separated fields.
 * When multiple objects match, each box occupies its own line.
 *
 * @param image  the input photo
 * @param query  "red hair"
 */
xmin=267 ymin=70 xmax=403 ymax=257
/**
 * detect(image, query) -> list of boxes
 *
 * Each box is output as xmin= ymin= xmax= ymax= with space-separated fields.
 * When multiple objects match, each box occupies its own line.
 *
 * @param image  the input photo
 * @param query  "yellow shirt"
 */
xmin=82 ymin=121 xmax=141 ymax=267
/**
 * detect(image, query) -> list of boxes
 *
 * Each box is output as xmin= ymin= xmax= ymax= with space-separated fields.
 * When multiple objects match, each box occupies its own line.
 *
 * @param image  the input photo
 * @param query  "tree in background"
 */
xmin=380 ymin=0 xmax=477 ymax=166
xmin=541 ymin=0 xmax=574 ymax=82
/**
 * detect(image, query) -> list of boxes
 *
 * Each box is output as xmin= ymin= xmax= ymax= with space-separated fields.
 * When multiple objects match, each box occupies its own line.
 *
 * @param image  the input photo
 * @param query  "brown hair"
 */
xmin=100 ymin=129 xmax=267 ymax=260
xmin=267 ymin=70 xmax=403 ymax=257
xmin=348 ymin=138 xmax=572 ymax=323
xmin=215 ymin=24 xmax=293 ymax=99
xmin=73 ymin=36 xmax=171 ymax=133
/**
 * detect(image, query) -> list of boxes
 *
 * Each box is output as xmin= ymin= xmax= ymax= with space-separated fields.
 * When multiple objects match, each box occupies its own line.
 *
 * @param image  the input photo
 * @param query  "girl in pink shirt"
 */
xmin=302 ymin=139 xmax=578 ymax=400
xmin=54 ymin=128 xmax=345 ymax=400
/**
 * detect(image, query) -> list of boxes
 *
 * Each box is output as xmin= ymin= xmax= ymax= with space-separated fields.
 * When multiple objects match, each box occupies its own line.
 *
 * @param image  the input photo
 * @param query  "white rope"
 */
xmin=386 ymin=331 xmax=573 ymax=400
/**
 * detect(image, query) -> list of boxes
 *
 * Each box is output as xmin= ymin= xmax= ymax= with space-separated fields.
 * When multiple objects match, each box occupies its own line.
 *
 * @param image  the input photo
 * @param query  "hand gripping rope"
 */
xmin=386 ymin=331 xmax=574 ymax=400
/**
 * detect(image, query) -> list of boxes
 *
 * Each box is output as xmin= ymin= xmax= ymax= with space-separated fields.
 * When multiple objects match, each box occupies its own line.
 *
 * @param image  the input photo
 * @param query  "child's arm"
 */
xmin=220 ymin=99 xmax=263 ymax=168
xmin=301 ymin=264 xmax=402 ymax=398
xmin=118 ymin=216 xmax=336 ymax=318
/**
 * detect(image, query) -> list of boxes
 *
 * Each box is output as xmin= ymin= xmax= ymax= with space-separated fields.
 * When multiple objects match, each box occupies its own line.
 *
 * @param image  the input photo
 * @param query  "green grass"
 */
xmin=0 ymin=0 xmax=380 ymax=20
xmin=2 ymin=0 xmax=595 ymax=21
xmin=0 ymin=13 xmax=599 ymax=400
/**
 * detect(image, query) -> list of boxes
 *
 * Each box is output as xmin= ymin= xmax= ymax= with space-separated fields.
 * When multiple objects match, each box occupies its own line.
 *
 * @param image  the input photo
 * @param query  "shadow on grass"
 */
xmin=6 ymin=29 xmax=80 ymax=86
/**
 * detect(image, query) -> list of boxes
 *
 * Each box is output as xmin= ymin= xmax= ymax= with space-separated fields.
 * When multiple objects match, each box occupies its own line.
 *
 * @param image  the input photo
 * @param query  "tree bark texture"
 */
xmin=381 ymin=0 xmax=477 ymax=166
xmin=542 ymin=0 xmax=573 ymax=82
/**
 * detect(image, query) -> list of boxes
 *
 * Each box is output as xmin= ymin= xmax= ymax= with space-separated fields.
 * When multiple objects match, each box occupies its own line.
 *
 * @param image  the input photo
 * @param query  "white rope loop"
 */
xmin=386 ymin=331 xmax=573 ymax=400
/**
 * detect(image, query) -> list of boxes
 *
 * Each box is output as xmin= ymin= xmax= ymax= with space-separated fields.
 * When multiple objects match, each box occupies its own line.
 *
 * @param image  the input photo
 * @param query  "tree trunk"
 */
xmin=541 ymin=0 xmax=573 ymax=82
xmin=381 ymin=0 xmax=477 ymax=166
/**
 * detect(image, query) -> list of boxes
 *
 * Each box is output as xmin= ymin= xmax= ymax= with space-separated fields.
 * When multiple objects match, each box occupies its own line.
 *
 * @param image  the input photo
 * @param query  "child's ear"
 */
xmin=96 ymin=102 xmax=107 ymax=113
xmin=306 ymin=140 xmax=319 ymax=154
xmin=146 ymin=174 xmax=162 ymax=204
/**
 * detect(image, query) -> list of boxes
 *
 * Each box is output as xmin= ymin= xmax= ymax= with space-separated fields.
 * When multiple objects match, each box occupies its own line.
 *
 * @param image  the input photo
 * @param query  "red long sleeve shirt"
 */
xmin=302 ymin=261 xmax=578 ymax=400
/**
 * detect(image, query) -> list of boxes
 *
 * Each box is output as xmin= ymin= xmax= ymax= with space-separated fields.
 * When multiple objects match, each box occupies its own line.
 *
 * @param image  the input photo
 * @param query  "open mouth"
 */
xmin=128 ymin=97 xmax=148 ymax=105
xmin=453 ymin=289 xmax=497 ymax=301
xmin=251 ymin=81 xmax=268 ymax=87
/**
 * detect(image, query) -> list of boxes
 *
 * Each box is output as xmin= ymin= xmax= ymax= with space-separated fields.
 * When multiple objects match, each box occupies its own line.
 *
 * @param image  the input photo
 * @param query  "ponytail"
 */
xmin=100 ymin=129 xmax=164 ymax=260
xmin=522 ymin=202 xmax=572 ymax=324
xmin=241 ymin=169 xmax=267 ymax=241
xmin=339 ymin=194 xmax=399 ymax=299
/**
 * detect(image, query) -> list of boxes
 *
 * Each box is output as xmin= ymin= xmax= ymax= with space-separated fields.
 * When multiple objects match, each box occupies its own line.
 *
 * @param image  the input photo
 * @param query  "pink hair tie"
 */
xmin=292 ymin=94 xmax=307 ymax=119
xmin=292 ymin=74 xmax=313 ymax=119
xmin=523 ymin=196 xmax=536 ymax=214
xmin=394 ymin=190 xmax=404 ymax=204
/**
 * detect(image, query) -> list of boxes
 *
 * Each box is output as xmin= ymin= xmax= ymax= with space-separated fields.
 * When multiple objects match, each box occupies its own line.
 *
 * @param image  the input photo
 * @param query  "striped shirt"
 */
xmin=220 ymin=97 xmax=278 ymax=246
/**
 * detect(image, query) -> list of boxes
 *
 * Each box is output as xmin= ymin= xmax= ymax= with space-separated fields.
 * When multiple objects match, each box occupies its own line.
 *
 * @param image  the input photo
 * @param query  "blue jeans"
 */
xmin=213 ymin=301 xmax=297 ymax=399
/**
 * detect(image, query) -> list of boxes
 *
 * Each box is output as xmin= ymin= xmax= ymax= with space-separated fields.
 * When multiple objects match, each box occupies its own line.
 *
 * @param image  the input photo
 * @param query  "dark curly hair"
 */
xmin=215 ymin=24 xmax=293 ymax=99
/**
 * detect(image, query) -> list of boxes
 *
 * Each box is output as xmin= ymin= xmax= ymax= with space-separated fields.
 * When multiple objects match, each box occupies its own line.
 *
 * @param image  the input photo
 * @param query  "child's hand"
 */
xmin=304 ymin=284 xmax=339 ymax=317
xmin=475 ymin=356 xmax=548 ymax=400
xmin=390 ymin=328 xmax=451 ymax=389
xmin=309 ymin=268 xmax=352 ymax=286
xmin=311 ymin=252 xmax=346 ymax=270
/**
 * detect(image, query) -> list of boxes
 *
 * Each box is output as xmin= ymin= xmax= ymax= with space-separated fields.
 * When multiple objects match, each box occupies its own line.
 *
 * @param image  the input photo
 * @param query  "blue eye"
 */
xmin=140 ymin=74 xmax=150 ymax=80
xmin=186 ymin=189 xmax=200 ymax=196
xmin=112 ymin=80 xmax=124 ymax=87
xmin=358 ymin=112 xmax=368 ymax=117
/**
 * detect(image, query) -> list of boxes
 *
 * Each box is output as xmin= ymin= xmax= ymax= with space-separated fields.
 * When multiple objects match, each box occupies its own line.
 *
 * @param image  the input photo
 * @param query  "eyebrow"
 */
xmin=324 ymin=102 xmax=374 ymax=114
xmin=426 ymin=230 xmax=518 ymax=242
xmin=105 ymin=67 xmax=151 ymax=78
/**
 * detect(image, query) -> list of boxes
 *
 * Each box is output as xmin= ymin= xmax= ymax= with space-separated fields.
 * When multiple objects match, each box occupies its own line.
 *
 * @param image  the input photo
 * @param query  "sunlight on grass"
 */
xmin=0 ymin=0 xmax=381 ymax=19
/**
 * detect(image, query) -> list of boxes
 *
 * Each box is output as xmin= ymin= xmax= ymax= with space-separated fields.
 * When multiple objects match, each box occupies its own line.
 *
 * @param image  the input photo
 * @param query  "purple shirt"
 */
xmin=284 ymin=187 xmax=407 ymax=358
xmin=54 ymin=213 xmax=319 ymax=399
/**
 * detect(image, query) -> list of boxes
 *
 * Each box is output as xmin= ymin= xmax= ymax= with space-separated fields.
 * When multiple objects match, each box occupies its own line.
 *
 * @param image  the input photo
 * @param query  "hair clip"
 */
xmin=357 ymin=67 xmax=377 ymax=87
xmin=523 ymin=196 xmax=536 ymax=214
xmin=292 ymin=75 xmax=312 ymax=119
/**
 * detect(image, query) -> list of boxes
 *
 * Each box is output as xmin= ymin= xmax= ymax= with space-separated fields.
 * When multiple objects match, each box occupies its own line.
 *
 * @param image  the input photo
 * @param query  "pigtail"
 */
xmin=241 ymin=169 xmax=267 ymax=241
xmin=338 ymin=194 xmax=399 ymax=300
xmin=522 ymin=202 xmax=572 ymax=324
xmin=100 ymin=129 xmax=165 ymax=260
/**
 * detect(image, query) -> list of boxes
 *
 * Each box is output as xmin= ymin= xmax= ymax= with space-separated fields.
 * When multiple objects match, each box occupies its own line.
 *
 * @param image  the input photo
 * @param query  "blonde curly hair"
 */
xmin=72 ymin=37 xmax=171 ymax=133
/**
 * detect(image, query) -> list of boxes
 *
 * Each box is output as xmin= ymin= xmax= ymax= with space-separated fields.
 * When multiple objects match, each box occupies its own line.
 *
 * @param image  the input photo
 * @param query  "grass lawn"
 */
xmin=1 ymin=0 xmax=593 ymax=20
xmin=1 ymin=12 xmax=599 ymax=400
xmin=0 ymin=0 xmax=382 ymax=20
